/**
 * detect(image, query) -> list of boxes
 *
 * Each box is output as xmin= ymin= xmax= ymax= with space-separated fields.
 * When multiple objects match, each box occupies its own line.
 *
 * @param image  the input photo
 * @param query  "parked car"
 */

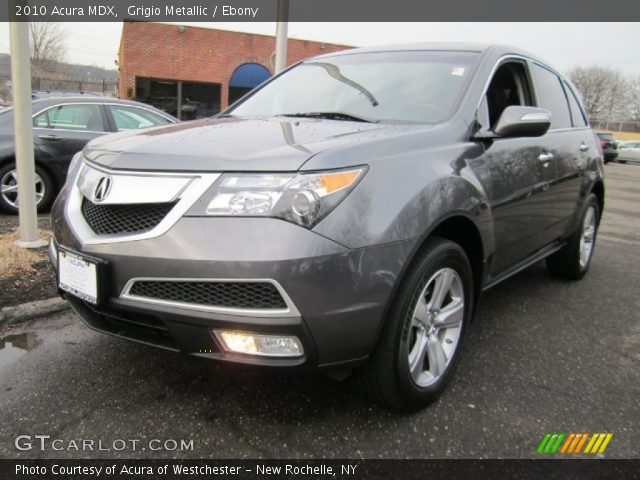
xmin=0 ymin=96 xmax=178 ymax=213
xmin=596 ymin=132 xmax=618 ymax=163
xmin=50 ymin=44 xmax=604 ymax=411
xmin=617 ymin=140 xmax=640 ymax=164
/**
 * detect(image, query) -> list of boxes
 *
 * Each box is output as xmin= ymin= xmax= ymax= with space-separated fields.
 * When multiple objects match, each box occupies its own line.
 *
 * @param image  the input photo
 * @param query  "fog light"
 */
xmin=213 ymin=330 xmax=304 ymax=357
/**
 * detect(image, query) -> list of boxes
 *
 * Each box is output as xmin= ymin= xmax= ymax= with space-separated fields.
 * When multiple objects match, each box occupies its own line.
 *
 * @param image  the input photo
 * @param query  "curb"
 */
xmin=0 ymin=297 xmax=69 ymax=327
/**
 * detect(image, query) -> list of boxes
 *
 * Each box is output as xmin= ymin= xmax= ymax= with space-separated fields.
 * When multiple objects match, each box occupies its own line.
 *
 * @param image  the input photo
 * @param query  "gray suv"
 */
xmin=50 ymin=44 xmax=604 ymax=411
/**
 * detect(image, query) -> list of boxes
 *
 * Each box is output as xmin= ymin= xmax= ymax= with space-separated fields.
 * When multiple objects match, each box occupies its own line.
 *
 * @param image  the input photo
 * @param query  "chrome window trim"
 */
xmin=65 ymin=159 xmax=220 ymax=246
xmin=32 ymin=101 xmax=177 ymax=130
xmin=120 ymin=277 xmax=301 ymax=318
xmin=34 ymin=126 xmax=108 ymax=135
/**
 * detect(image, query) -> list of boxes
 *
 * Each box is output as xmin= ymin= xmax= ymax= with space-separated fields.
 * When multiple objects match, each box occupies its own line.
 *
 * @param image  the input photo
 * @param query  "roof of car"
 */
xmin=32 ymin=96 xmax=137 ymax=105
xmin=312 ymin=42 xmax=537 ymax=60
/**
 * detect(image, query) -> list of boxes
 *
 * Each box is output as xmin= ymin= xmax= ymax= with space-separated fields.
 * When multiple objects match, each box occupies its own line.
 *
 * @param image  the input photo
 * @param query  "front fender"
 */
xmin=312 ymin=142 xmax=494 ymax=256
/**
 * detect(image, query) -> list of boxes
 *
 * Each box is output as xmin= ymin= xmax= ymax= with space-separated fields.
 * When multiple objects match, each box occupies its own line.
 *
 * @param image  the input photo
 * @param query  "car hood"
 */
xmin=84 ymin=116 xmax=420 ymax=172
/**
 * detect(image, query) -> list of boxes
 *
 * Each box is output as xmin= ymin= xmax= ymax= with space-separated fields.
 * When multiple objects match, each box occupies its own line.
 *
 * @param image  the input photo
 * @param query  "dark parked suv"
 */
xmin=50 ymin=44 xmax=604 ymax=410
xmin=595 ymin=132 xmax=618 ymax=163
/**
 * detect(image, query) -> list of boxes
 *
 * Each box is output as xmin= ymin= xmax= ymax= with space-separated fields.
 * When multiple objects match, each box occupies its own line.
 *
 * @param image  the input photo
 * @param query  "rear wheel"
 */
xmin=0 ymin=163 xmax=55 ymax=214
xmin=360 ymin=237 xmax=474 ymax=411
xmin=546 ymin=194 xmax=599 ymax=280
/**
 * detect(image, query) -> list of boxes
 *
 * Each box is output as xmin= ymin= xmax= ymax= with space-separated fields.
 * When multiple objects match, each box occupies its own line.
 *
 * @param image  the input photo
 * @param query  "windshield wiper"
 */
xmin=277 ymin=112 xmax=377 ymax=123
xmin=305 ymin=62 xmax=380 ymax=107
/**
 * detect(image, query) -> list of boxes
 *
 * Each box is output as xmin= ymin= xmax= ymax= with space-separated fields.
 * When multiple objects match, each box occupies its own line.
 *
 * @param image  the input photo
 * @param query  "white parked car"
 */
xmin=618 ymin=141 xmax=640 ymax=164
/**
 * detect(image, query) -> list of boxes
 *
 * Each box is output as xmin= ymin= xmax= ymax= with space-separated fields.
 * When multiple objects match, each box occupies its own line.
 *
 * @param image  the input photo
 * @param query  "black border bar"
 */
xmin=2 ymin=0 xmax=640 ymax=22
xmin=1 ymin=459 xmax=639 ymax=480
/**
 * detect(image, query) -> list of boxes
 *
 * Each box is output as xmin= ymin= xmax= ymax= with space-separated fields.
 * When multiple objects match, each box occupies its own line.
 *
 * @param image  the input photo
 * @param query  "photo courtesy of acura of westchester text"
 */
xmin=0 ymin=0 xmax=639 ymax=476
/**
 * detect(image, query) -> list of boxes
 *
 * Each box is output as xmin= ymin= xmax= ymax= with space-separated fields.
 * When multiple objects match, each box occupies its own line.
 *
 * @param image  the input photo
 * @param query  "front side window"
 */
xmin=33 ymin=104 xmax=106 ymax=132
xmin=531 ymin=64 xmax=572 ymax=129
xmin=229 ymin=51 xmax=479 ymax=124
xmin=109 ymin=105 xmax=172 ymax=131
xmin=484 ymin=62 xmax=533 ymax=129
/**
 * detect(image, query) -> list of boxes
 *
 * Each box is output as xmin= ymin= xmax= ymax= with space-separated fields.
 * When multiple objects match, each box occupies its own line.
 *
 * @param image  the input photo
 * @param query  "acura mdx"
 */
xmin=50 ymin=44 xmax=604 ymax=410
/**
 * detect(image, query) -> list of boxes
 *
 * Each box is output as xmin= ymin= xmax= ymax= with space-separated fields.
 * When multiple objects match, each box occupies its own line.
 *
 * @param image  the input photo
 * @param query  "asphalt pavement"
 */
xmin=0 ymin=163 xmax=638 ymax=459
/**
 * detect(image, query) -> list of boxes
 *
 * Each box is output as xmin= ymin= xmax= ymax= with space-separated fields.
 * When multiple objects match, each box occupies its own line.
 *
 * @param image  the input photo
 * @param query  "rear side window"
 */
xmin=34 ymin=104 xmax=106 ymax=132
xmin=563 ymin=81 xmax=588 ymax=127
xmin=109 ymin=105 xmax=172 ymax=131
xmin=531 ymin=64 xmax=572 ymax=129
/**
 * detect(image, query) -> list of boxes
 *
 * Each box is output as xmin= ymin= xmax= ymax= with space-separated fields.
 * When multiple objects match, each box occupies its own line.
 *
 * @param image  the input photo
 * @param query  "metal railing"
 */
xmin=591 ymin=120 xmax=640 ymax=133
xmin=0 ymin=75 xmax=119 ymax=99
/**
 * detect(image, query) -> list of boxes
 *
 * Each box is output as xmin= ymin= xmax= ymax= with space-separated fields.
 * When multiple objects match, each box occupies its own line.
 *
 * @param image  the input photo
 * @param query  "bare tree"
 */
xmin=627 ymin=75 xmax=640 ymax=123
xmin=29 ymin=22 xmax=66 ymax=73
xmin=569 ymin=66 xmax=629 ymax=122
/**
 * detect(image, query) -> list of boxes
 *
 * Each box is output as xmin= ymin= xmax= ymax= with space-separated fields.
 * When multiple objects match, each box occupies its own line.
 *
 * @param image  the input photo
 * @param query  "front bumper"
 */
xmin=51 ymin=207 xmax=416 ymax=370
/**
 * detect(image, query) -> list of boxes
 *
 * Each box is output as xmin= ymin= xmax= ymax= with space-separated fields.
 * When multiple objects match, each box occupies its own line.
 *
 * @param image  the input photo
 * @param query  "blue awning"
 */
xmin=229 ymin=63 xmax=271 ymax=88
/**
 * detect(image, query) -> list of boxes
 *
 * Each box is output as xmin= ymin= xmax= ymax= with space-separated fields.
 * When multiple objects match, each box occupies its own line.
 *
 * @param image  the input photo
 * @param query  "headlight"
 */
xmin=201 ymin=167 xmax=366 ymax=228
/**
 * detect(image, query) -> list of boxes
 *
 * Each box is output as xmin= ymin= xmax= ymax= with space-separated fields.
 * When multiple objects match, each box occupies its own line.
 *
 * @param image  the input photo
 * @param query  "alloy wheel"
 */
xmin=407 ymin=267 xmax=464 ymax=387
xmin=579 ymin=205 xmax=596 ymax=270
xmin=0 ymin=168 xmax=45 ymax=208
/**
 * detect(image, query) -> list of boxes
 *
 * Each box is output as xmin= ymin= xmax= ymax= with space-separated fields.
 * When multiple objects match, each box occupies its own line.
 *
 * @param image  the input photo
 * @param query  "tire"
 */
xmin=0 ymin=162 xmax=56 ymax=214
xmin=546 ymin=193 xmax=600 ymax=280
xmin=359 ymin=237 xmax=474 ymax=411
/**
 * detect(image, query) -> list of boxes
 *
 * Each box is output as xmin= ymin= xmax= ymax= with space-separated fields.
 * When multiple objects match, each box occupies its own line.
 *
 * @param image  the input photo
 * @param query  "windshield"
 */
xmin=228 ymin=51 xmax=479 ymax=124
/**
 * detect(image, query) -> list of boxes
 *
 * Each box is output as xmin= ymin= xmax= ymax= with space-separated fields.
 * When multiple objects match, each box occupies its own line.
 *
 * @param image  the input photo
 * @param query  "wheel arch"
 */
xmin=590 ymin=180 xmax=605 ymax=224
xmin=0 ymin=154 xmax=60 ymax=190
xmin=370 ymin=213 xmax=487 ymax=354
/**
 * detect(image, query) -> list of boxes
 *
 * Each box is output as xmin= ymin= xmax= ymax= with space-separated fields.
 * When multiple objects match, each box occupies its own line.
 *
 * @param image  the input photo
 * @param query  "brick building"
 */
xmin=118 ymin=22 xmax=350 ymax=119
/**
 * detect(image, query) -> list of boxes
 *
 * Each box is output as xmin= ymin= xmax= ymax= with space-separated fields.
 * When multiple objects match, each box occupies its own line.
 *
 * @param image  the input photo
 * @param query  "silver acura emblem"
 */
xmin=93 ymin=176 xmax=112 ymax=202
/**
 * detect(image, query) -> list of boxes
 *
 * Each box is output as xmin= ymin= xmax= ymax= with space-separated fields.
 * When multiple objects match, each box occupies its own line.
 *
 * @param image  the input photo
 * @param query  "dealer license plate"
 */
xmin=58 ymin=248 xmax=99 ymax=304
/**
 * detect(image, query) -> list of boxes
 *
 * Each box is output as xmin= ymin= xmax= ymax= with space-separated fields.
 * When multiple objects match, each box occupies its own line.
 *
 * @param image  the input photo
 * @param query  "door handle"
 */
xmin=38 ymin=134 xmax=61 ymax=141
xmin=538 ymin=152 xmax=554 ymax=163
xmin=579 ymin=143 xmax=590 ymax=152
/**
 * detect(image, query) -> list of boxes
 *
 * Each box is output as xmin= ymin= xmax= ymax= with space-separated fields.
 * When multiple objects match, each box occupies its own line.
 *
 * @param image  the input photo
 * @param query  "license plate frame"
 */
xmin=57 ymin=246 xmax=107 ymax=305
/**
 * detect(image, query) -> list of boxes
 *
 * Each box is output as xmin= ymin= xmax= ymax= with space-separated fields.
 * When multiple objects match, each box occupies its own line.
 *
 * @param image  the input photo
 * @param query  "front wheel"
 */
xmin=360 ymin=237 xmax=474 ymax=411
xmin=546 ymin=193 xmax=600 ymax=280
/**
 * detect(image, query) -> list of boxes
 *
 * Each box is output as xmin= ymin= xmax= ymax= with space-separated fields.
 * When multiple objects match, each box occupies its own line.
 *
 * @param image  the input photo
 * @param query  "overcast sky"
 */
xmin=1 ymin=22 xmax=639 ymax=76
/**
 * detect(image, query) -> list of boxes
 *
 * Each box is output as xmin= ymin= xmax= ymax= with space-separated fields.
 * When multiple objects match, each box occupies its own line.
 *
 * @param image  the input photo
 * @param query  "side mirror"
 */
xmin=493 ymin=106 xmax=552 ymax=138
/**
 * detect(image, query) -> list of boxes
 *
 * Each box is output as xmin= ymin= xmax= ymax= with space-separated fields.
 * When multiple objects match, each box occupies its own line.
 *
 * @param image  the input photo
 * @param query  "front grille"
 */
xmin=128 ymin=281 xmax=288 ymax=310
xmin=81 ymin=198 xmax=176 ymax=235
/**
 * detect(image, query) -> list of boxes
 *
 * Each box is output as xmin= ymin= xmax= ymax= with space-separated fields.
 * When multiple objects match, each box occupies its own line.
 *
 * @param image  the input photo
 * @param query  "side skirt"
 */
xmin=482 ymin=241 xmax=566 ymax=291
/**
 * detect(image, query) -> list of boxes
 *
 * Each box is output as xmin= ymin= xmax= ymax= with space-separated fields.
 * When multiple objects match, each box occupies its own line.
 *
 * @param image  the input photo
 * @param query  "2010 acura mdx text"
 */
xmin=50 ymin=44 xmax=604 ymax=411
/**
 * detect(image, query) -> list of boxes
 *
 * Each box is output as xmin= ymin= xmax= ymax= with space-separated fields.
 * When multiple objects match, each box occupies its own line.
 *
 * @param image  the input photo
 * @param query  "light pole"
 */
xmin=274 ymin=0 xmax=289 ymax=74
xmin=10 ymin=22 xmax=47 ymax=248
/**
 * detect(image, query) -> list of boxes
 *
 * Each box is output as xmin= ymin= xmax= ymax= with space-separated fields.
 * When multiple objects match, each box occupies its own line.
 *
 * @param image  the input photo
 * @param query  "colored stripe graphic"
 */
xmin=584 ymin=433 xmax=614 ymax=454
xmin=537 ymin=433 xmax=565 ymax=454
xmin=598 ymin=434 xmax=613 ymax=453
xmin=539 ymin=433 xmax=613 ymax=455
xmin=574 ymin=433 xmax=589 ymax=453
xmin=537 ymin=434 xmax=552 ymax=454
